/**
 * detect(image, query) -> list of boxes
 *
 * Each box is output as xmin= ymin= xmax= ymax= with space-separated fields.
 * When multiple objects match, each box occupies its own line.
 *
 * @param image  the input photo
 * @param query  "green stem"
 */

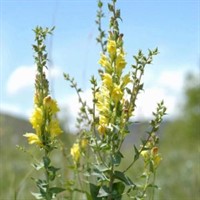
xmin=108 ymin=134 xmax=115 ymax=200
xmin=108 ymin=162 xmax=114 ymax=200
xmin=123 ymin=133 xmax=152 ymax=173
xmin=44 ymin=149 xmax=51 ymax=200
xmin=150 ymin=171 xmax=156 ymax=200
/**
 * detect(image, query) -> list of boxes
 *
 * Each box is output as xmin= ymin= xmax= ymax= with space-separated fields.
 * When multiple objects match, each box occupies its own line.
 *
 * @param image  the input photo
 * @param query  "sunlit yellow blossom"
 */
xmin=112 ymin=85 xmax=123 ymax=102
xmin=49 ymin=120 xmax=63 ymax=137
xmin=24 ymin=133 xmax=42 ymax=145
xmin=99 ymin=115 xmax=109 ymax=125
xmin=98 ymin=124 xmax=106 ymax=135
xmin=116 ymin=53 xmax=126 ymax=73
xmin=96 ymin=88 xmax=110 ymax=113
xmin=71 ymin=143 xmax=81 ymax=163
xmin=99 ymin=54 xmax=111 ymax=71
xmin=107 ymin=39 xmax=116 ymax=56
xmin=81 ymin=138 xmax=88 ymax=149
xmin=154 ymin=154 xmax=162 ymax=167
xmin=30 ymin=107 xmax=43 ymax=130
xmin=103 ymin=73 xmax=113 ymax=89
xmin=141 ymin=150 xmax=149 ymax=160
xmin=43 ymin=95 xmax=59 ymax=114
xmin=97 ymin=103 xmax=109 ymax=114
xmin=121 ymin=74 xmax=131 ymax=87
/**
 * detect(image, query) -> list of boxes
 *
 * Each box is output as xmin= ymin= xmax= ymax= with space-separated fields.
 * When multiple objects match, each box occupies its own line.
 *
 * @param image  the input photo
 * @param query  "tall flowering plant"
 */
xmin=24 ymin=27 xmax=64 ymax=200
xmin=63 ymin=0 xmax=167 ymax=199
xmin=24 ymin=0 xmax=166 ymax=199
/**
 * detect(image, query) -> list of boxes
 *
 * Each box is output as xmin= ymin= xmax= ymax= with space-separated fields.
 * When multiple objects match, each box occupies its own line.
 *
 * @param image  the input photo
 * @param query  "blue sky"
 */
xmin=0 ymin=0 xmax=199 ymax=127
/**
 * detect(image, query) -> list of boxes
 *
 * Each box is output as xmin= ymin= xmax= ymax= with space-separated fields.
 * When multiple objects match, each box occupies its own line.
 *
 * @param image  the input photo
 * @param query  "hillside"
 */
xmin=0 ymin=112 xmax=198 ymax=200
xmin=0 ymin=113 xmax=74 ymax=200
xmin=0 ymin=113 xmax=33 ymax=146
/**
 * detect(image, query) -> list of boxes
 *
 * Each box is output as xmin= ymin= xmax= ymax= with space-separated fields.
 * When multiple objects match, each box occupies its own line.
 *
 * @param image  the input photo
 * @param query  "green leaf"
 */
xmin=48 ymin=166 xmax=60 ymax=173
xmin=49 ymin=187 xmax=65 ymax=194
xmin=32 ymin=162 xmax=44 ymax=170
xmin=98 ymin=1 xmax=103 ymax=8
xmin=92 ymin=168 xmax=107 ymax=181
xmin=31 ymin=192 xmax=43 ymax=199
xmin=94 ymin=164 xmax=110 ymax=172
xmin=90 ymin=183 xmax=101 ymax=200
xmin=43 ymin=156 xmax=50 ymax=168
xmin=112 ymin=182 xmax=125 ymax=199
xmin=108 ymin=3 xmax=114 ymax=12
xmin=115 ymin=9 xmax=121 ymax=19
xmin=147 ymin=184 xmax=158 ymax=189
xmin=112 ymin=151 xmax=123 ymax=166
xmin=114 ymin=171 xmax=134 ymax=186
xmin=48 ymin=166 xmax=60 ymax=181
xmin=134 ymin=145 xmax=140 ymax=162
xmin=125 ymin=87 xmax=132 ymax=94
xmin=97 ymin=186 xmax=110 ymax=197
xmin=138 ymin=83 xmax=144 ymax=90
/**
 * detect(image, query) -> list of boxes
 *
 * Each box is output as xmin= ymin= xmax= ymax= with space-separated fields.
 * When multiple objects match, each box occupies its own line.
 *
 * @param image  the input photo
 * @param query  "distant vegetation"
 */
xmin=0 ymin=113 xmax=75 ymax=200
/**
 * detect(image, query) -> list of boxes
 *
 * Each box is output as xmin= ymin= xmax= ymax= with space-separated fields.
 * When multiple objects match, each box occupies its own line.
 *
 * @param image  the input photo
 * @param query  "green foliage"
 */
xmin=182 ymin=73 xmax=200 ymax=137
xmin=155 ymin=73 xmax=200 ymax=199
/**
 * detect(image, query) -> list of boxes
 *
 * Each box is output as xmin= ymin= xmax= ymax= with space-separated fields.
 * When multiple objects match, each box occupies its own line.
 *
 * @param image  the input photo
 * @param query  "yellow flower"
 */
xmin=98 ymin=124 xmax=106 ymax=135
xmin=107 ymin=39 xmax=116 ymax=56
xmin=24 ymin=133 xmax=42 ymax=145
xmin=154 ymin=154 xmax=162 ymax=167
xmin=103 ymin=73 xmax=113 ymax=89
xmin=121 ymin=74 xmax=131 ymax=87
xmin=98 ymin=115 xmax=109 ymax=135
xmin=112 ymin=85 xmax=123 ymax=102
xmin=116 ymin=53 xmax=126 ymax=73
xmin=80 ymin=138 xmax=88 ymax=149
xmin=151 ymin=147 xmax=159 ymax=155
xmin=30 ymin=106 xmax=43 ymax=130
xmin=99 ymin=54 xmax=111 ymax=71
xmin=71 ymin=143 xmax=81 ymax=163
xmin=99 ymin=115 xmax=108 ymax=125
xmin=141 ymin=150 xmax=149 ymax=160
xmin=43 ymin=95 xmax=59 ymax=114
xmin=49 ymin=119 xmax=63 ymax=137
xmin=96 ymin=88 xmax=110 ymax=113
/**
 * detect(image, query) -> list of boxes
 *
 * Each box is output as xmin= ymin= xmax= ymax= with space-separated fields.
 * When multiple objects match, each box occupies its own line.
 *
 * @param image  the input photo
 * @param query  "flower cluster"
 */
xmin=24 ymin=94 xmax=62 ymax=147
xmin=24 ymin=27 xmax=62 ymax=148
xmin=70 ymin=138 xmax=88 ymax=164
xmin=97 ymin=38 xmax=131 ymax=135
xmin=141 ymin=137 xmax=162 ymax=170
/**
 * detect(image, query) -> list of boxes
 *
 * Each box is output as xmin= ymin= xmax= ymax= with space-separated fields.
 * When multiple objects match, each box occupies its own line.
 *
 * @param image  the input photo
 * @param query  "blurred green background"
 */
xmin=0 ymin=73 xmax=199 ymax=200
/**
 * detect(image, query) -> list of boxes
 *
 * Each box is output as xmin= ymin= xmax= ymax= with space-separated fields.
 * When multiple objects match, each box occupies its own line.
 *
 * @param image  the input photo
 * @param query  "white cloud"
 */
xmin=6 ymin=65 xmax=62 ymax=95
xmin=157 ymin=69 xmax=185 ymax=92
xmin=0 ymin=103 xmax=24 ymax=117
xmin=60 ymin=89 xmax=93 ymax=132
xmin=6 ymin=66 xmax=35 ymax=95
xmin=135 ymin=68 xmax=187 ymax=119
xmin=135 ymin=87 xmax=177 ymax=119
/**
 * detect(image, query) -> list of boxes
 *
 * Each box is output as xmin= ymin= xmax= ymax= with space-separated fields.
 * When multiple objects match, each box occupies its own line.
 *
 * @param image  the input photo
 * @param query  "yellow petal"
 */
xmin=107 ymin=39 xmax=116 ymax=56
xmin=24 ymin=133 xmax=42 ymax=145
xmin=71 ymin=143 xmax=81 ymax=163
